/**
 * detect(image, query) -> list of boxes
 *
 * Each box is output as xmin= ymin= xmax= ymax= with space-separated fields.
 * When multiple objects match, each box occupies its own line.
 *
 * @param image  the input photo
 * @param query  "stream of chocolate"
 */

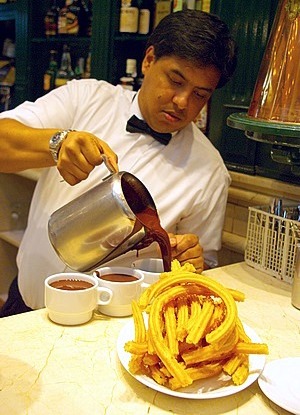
xmin=121 ymin=173 xmax=172 ymax=272
xmin=135 ymin=206 xmax=172 ymax=272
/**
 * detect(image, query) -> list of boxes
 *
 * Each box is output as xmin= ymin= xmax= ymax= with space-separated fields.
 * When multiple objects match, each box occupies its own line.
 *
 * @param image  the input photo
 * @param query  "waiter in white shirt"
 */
xmin=0 ymin=9 xmax=237 ymax=315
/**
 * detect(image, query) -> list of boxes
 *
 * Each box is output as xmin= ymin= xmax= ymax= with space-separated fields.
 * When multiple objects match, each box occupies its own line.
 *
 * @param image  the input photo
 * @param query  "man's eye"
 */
xmin=194 ymin=91 xmax=207 ymax=100
xmin=169 ymin=76 xmax=182 ymax=86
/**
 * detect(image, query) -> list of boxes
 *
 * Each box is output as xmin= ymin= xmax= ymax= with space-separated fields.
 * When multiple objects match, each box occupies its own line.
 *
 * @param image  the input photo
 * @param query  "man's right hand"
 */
xmin=57 ymin=131 xmax=119 ymax=185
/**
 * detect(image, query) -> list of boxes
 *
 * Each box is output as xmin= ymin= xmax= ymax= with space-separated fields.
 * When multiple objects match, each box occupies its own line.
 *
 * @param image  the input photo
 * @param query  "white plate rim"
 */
xmin=258 ymin=357 xmax=300 ymax=414
xmin=117 ymin=319 xmax=266 ymax=399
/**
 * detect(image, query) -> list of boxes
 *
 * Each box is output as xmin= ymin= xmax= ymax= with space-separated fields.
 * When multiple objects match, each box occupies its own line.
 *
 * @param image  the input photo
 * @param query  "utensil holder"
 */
xmin=245 ymin=206 xmax=300 ymax=284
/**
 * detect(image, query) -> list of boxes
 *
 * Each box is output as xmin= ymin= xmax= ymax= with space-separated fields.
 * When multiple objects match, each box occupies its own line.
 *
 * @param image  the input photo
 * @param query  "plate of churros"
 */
xmin=117 ymin=261 xmax=268 ymax=399
xmin=117 ymin=319 xmax=266 ymax=399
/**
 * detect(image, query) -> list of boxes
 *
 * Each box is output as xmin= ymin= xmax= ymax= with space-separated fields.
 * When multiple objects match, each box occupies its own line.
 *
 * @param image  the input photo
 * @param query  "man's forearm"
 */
xmin=0 ymin=118 xmax=56 ymax=172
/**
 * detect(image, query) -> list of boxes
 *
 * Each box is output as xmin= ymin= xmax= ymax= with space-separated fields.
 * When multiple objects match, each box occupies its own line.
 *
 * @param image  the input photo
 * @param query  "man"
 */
xmin=0 ymin=10 xmax=237 ymax=315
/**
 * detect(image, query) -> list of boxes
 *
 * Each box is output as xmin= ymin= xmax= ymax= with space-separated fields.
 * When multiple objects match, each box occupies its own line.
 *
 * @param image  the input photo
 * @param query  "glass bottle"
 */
xmin=43 ymin=50 xmax=58 ymax=92
xmin=153 ymin=0 xmax=172 ymax=28
xmin=66 ymin=0 xmax=81 ymax=35
xmin=82 ymin=49 xmax=91 ymax=78
xmin=119 ymin=58 xmax=137 ymax=90
xmin=58 ymin=1 xmax=68 ymax=35
xmin=55 ymin=44 xmax=75 ymax=88
xmin=44 ymin=0 xmax=60 ymax=37
xmin=74 ymin=57 xmax=85 ymax=79
xmin=119 ymin=0 xmax=139 ymax=33
xmin=138 ymin=0 xmax=152 ymax=35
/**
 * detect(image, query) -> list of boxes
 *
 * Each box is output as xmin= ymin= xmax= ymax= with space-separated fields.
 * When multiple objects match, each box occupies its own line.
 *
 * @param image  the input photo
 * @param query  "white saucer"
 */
xmin=258 ymin=357 xmax=300 ymax=414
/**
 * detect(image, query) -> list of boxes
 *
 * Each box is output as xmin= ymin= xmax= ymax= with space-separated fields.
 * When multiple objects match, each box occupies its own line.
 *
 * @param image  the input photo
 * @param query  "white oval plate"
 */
xmin=258 ymin=357 xmax=300 ymax=414
xmin=117 ymin=319 xmax=266 ymax=399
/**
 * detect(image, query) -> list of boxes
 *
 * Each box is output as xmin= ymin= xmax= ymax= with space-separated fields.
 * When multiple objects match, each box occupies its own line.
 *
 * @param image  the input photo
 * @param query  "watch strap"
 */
xmin=49 ymin=129 xmax=74 ymax=163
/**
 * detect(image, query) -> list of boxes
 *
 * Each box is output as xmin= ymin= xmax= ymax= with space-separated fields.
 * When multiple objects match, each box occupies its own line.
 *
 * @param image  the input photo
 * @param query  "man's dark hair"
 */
xmin=146 ymin=10 xmax=237 ymax=89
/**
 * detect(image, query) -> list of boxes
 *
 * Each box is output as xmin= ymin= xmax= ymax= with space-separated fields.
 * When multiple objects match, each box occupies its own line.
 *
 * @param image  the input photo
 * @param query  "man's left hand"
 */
xmin=168 ymin=233 xmax=205 ymax=273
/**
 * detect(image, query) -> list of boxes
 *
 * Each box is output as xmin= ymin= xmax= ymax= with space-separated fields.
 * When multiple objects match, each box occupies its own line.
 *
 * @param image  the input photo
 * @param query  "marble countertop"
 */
xmin=0 ymin=262 xmax=299 ymax=415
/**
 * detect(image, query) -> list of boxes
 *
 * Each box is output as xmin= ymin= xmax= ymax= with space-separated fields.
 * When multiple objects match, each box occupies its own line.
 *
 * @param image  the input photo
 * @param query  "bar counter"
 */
xmin=0 ymin=262 xmax=299 ymax=415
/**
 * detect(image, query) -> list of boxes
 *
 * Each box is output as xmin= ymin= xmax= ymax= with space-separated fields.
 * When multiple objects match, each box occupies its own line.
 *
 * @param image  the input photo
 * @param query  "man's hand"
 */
xmin=57 ymin=131 xmax=118 ymax=185
xmin=168 ymin=233 xmax=205 ymax=273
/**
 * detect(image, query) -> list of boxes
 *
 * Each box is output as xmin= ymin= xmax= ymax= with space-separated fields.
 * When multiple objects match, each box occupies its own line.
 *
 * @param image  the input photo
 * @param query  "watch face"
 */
xmin=51 ymin=133 xmax=61 ymax=145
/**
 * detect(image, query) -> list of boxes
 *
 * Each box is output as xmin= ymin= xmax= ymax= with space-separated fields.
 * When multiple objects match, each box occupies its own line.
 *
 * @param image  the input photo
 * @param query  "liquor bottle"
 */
xmin=43 ymin=50 xmax=58 ymax=92
xmin=195 ymin=0 xmax=202 ymax=10
xmin=119 ymin=58 xmax=137 ymax=90
xmin=119 ymin=0 xmax=139 ymax=33
xmin=173 ymin=0 xmax=194 ymax=10
xmin=55 ymin=44 xmax=75 ymax=88
xmin=172 ymin=0 xmax=184 ymax=11
xmin=186 ymin=0 xmax=195 ymax=9
xmin=82 ymin=49 xmax=91 ymax=78
xmin=44 ymin=0 xmax=60 ymax=36
xmin=58 ymin=2 xmax=68 ymax=34
xmin=153 ymin=0 xmax=172 ymax=28
xmin=74 ymin=57 xmax=85 ymax=79
xmin=66 ymin=0 xmax=81 ymax=35
xmin=138 ymin=0 xmax=152 ymax=35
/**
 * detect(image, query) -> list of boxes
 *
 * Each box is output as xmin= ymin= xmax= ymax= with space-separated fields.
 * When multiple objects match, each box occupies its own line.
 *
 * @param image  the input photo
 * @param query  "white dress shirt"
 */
xmin=0 ymin=79 xmax=230 ymax=309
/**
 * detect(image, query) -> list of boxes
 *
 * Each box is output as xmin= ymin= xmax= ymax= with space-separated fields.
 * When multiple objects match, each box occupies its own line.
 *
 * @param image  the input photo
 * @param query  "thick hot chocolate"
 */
xmin=50 ymin=279 xmax=94 ymax=291
xmin=98 ymin=273 xmax=139 ymax=283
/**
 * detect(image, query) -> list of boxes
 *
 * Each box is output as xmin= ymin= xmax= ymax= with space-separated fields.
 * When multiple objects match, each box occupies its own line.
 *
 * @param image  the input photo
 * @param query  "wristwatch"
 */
xmin=49 ymin=129 xmax=74 ymax=163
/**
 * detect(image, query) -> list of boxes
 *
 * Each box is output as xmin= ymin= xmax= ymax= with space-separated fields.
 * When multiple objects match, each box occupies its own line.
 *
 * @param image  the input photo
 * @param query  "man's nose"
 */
xmin=173 ymin=92 xmax=189 ymax=110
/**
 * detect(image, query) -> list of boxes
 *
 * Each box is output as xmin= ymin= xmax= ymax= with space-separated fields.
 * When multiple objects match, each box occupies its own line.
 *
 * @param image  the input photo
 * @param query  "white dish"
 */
xmin=117 ymin=319 xmax=266 ymax=399
xmin=258 ymin=357 xmax=300 ymax=414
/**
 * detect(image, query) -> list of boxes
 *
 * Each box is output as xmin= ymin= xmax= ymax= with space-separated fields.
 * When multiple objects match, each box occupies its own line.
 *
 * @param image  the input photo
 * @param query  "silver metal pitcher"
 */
xmin=48 ymin=172 xmax=157 ymax=272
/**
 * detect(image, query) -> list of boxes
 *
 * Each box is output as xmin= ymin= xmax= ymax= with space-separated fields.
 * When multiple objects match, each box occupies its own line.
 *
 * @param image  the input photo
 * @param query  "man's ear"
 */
xmin=141 ymin=46 xmax=156 ymax=74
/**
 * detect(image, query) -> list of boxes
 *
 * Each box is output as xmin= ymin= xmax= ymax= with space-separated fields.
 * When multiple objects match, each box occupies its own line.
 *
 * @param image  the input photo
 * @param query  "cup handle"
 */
xmin=97 ymin=287 xmax=113 ymax=305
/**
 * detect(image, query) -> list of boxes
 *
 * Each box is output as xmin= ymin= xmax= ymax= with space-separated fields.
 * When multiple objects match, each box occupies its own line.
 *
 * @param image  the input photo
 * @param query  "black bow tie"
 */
xmin=126 ymin=115 xmax=172 ymax=145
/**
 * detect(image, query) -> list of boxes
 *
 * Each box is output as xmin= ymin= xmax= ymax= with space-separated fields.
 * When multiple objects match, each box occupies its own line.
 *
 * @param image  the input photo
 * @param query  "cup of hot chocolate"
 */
xmin=93 ymin=266 xmax=145 ymax=317
xmin=131 ymin=258 xmax=164 ymax=285
xmin=44 ymin=272 xmax=113 ymax=325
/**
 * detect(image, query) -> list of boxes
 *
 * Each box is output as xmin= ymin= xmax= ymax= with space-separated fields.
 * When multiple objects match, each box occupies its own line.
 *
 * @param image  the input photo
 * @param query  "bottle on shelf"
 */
xmin=186 ymin=0 xmax=196 ymax=8
xmin=172 ymin=0 xmax=196 ymax=11
xmin=172 ymin=0 xmax=185 ymax=11
xmin=43 ymin=50 xmax=58 ymax=93
xmin=119 ymin=58 xmax=137 ymax=90
xmin=66 ymin=0 xmax=81 ymax=35
xmin=55 ymin=44 xmax=75 ymax=88
xmin=57 ymin=1 xmax=68 ymax=35
xmin=74 ymin=57 xmax=85 ymax=79
xmin=44 ymin=0 xmax=60 ymax=37
xmin=138 ymin=0 xmax=152 ymax=35
xmin=82 ymin=49 xmax=91 ymax=78
xmin=153 ymin=0 xmax=172 ymax=28
xmin=119 ymin=0 xmax=139 ymax=33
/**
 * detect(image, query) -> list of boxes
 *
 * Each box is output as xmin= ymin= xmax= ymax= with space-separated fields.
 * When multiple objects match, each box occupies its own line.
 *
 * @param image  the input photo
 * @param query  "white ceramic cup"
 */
xmin=131 ymin=258 xmax=164 ymax=285
xmin=44 ymin=272 xmax=113 ymax=325
xmin=93 ymin=266 xmax=145 ymax=317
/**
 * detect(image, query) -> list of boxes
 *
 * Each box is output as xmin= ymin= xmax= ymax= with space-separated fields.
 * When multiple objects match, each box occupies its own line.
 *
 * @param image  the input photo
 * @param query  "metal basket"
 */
xmin=245 ymin=206 xmax=300 ymax=283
